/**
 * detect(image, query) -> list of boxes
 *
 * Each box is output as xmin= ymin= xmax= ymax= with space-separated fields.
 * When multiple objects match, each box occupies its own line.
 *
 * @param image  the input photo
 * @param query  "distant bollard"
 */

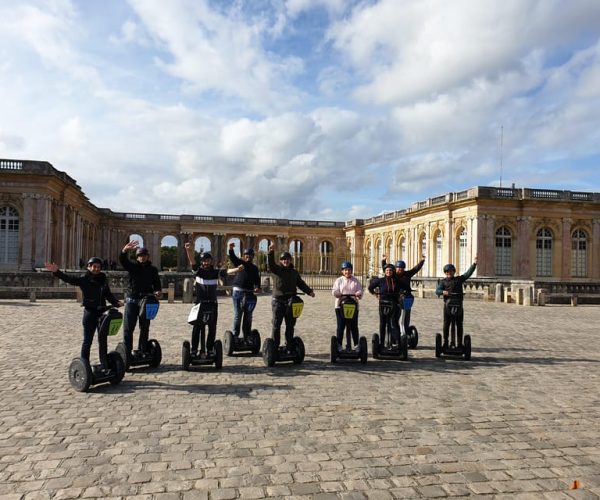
xmin=523 ymin=286 xmax=532 ymax=306
xmin=168 ymin=283 xmax=175 ymax=303
xmin=571 ymin=294 xmax=578 ymax=307
xmin=537 ymin=289 xmax=546 ymax=306
xmin=29 ymin=289 xmax=36 ymax=303
xmin=495 ymin=284 xmax=503 ymax=302
xmin=183 ymin=278 xmax=193 ymax=303
xmin=516 ymin=288 xmax=524 ymax=305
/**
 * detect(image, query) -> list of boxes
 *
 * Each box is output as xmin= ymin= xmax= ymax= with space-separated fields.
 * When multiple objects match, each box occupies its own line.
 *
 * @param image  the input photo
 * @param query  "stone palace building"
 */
xmin=2 ymin=158 xmax=600 ymax=282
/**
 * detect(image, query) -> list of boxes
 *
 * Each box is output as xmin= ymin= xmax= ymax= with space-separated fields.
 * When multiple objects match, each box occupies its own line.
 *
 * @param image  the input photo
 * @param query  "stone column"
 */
xmin=561 ymin=217 xmax=572 ymax=279
xmin=178 ymin=232 xmax=191 ymax=270
xmin=213 ymin=233 xmax=225 ymax=266
xmin=34 ymin=195 xmax=52 ymax=268
xmin=150 ymin=231 xmax=161 ymax=269
xmin=245 ymin=234 xmax=257 ymax=251
xmin=20 ymin=194 xmax=35 ymax=270
xmin=592 ymin=219 xmax=600 ymax=279
xmin=516 ymin=216 xmax=531 ymax=278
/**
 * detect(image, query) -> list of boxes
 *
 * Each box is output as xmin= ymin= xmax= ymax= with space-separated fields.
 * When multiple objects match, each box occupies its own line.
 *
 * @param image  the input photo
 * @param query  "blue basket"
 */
xmin=403 ymin=296 xmax=414 ymax=311
xmin=145 ymin=302 xmax=159 ymax=320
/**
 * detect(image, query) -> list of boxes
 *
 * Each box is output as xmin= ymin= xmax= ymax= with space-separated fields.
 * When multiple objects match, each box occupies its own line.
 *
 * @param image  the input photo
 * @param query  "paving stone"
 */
xmin=1 ymin=297 xmax=599 ymax=499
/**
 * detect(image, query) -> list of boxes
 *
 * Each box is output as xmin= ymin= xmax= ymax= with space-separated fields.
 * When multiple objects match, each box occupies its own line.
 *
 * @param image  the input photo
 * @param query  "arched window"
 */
xmin=457 ymin=228 xmax=467 ymax=274
xmin=571 ymin=229 xmax=587 ymax=277
xmin=536 ymin=228 xmax=553 ymax=276
xmin=397 ymin=236 xmax=406 ymax=262
xmin=435 ymin=231 xmax=443 ymax=277
xmin=319 ymin=240 xmax=333 ymax=273
xmin=0 ymin=206 xmax=19 ymax=264
xmin=495 ymin=226 xmax=512 ymax=276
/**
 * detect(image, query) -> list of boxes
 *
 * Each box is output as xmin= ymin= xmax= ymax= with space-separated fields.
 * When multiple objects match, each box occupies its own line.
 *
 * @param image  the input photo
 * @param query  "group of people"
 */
xmin=46 ymin=241 xmax=478 ymax=373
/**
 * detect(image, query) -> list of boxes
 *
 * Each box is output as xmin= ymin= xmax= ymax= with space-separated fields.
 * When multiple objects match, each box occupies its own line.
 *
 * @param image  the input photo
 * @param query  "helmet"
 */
xmin=443 ymin=263 xmax=456 ymax=273
xmin=395 ymin=260 xmax=406 ymax=269
xmin=87 ymin=257 xmax=103 ymax=266
xmin=136 ymin=247 xmax=149 ymax=256
xmin=243 ymin=248 xmax=255 ymax=256
xmin=279 ymin=252 xmax=292 ymax=260
xmin=341 ymin=261 xmax=353 ymax=270
xmin=384 ymin=263 xmax=395 ymax=271
xmin=199 ymin=252 xmax=213 ymax=261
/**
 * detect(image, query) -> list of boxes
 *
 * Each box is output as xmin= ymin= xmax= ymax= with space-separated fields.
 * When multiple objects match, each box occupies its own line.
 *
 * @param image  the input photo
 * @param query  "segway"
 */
xmin=371 ymin=298 xmax=408 ymax=360
xmin=182 ymin=300 xmax=223 ymax=370
xmin=68 ymin=307 xmax=126 ymax=392
xmin=116 ymin=294 xmax=162 ymax=370
xmin=262 ymin=295 xmax=305 ymax=367
xmin=330 ymin=295 xmax=367 ymax=364
xmin=435 ymin=293 xmax=472 ymax=360
xmin=224 ymin=292 xmax=261 ymax=356
xmin=401 ymin=295 xmax=419 ymax=349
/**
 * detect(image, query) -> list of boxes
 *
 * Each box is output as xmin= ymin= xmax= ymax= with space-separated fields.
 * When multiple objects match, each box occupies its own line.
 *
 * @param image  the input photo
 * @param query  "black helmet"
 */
xmin=87 ymin=257 xmax=102 ymax=266
xmin=395 ymin=260 xmax=406 ymax=269
xmin=279 ymin=251 xmax=292 ymax=260
xmin=443 ymin=263 xmax=456 ymax=273
xmin=199 ymin=252 xmax=213 ymax=261
xmin=136 ymin=247 xmax=149 ymax=256
xmin=243 ymin=248 xmax=255 ymax=256
xmin=384 ymin=263 xmax=395 ymax=271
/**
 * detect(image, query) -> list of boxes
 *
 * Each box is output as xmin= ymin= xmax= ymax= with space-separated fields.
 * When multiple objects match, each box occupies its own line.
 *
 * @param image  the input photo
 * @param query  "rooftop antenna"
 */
xmin=499 ymin=125 xmax=504 ymax=188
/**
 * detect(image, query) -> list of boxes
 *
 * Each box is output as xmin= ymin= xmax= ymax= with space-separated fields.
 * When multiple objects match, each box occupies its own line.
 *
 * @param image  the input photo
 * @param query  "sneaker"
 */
xmin=442 ymin=340 xmax=449 ymax=350
xmin=337 ymin=344 xmax=343 ymax=353
xmin=450 ymin=342 xmax=456 ymax=349
xmin=191 ymin=350 xmax=198 ymax=358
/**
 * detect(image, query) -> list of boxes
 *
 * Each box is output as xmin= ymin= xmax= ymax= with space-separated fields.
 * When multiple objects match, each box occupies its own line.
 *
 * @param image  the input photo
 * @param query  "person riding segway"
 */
xmin=181 ymin=242 xmax=238 ymax=370
xmin=330 ymin=261 xmax=367 ymax=364
xmin=262 ymin=244 xmax=315 ymax=367
xmin=45 ymin=258 xmax=125 ymax=392
xmin=381 ymin=254 xmax=425 ymax=348
xmin=117 ymin=241 xmax=163 ymax=371
xmin=368 ymin=264 xmax=409 ymax=360
xmin=224 ymin=242 xmax=262 ymax=356
xmin=435 ymin=257 xmax=478 ymax=360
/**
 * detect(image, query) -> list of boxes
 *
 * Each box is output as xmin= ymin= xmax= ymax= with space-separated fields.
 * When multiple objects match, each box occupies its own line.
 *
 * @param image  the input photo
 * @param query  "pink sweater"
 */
xmin=331 ymin=276 xmax=363 ymax=308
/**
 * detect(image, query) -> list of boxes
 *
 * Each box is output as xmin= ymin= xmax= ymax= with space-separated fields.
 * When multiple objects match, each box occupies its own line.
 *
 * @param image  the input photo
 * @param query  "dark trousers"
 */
xmin=379 ymin=311 xmax=399 ymax=347
xmin=272 ymin=298 xmax=296 ymax=348
xmin=335 ymin=308 xmax=359 ymax=347
xmin=443 ymin=303 xmax=464 ymax=345
xmin=232 ymin=290 xmax=254 ymax=337
xmin=191 ymin=307 xmax=218 ymax=353
xmin=123 ymin=301 xmax=150 ymax=353
xmin=82 ymin=309 xmax=107 ymax=367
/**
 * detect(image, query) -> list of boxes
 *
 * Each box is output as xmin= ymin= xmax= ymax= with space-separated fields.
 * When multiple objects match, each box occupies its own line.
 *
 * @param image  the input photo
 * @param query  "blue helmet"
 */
xmin=443 ymin=263 xmax=456 ymax=273
xmin=395 ymin=260 xmax=406 ymax=269
xmin=341 ymin=261 xmax=353 ymax=270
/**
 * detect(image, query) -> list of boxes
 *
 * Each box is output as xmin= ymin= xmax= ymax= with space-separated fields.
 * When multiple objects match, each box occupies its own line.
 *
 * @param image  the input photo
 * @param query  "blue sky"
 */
xmin=1 ymin=0 xmax=600 ymax=220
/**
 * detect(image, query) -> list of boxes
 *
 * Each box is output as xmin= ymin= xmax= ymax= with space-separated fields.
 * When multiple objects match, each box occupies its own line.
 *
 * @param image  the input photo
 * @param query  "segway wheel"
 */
xmin=435 ymin=333 xmax=442 ymax=358
xmin=463 ymin=335 xmax=472 ymax=361
xmin=400 ymin=334 xmax=408 ymax=361
xmin=182 ymin=341 xmax=191 ymax=371
xmin=330 ymin=336 xmax=338 ymax=364
xmin=224 ymin=330 xmax=234 ymax=357
xmin=68 ymin=358 xmax=92 ymax=392
xmin=371 ymin=333 xmax=380 ymax=360
xmin=116 ymin=342 xmax=131 ymax=371
xmin=214 ymin=340 xmax=223 ymax=370
xmin=262 ymin=338 xmax=276 ymax=367
xmin=107 ymin=351 xmax=125 ymax=385
xmin=359 ymin=336 xmax=368 ymax=364
xmin=148 ymin=339 xmax=162 ymax=368
xmin=292 ymin=337 xmax=305 ymax=364
xmin=250 ymin=329 xmax=261 ymax=355
xmin=408 ymin=326 xmax=419 ymax=349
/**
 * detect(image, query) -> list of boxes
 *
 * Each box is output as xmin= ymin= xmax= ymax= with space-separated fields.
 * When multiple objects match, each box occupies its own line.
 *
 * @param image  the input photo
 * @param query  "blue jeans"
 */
xmin=123 ymin=299 xmax=150 ymax=353
xmin=232 ymin=290 xmax=255 ymax=337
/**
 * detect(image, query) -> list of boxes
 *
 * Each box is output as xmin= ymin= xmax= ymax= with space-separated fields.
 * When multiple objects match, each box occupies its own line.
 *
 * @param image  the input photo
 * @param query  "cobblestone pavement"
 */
xmin=1 ymin=292 xmax=599 ymax=500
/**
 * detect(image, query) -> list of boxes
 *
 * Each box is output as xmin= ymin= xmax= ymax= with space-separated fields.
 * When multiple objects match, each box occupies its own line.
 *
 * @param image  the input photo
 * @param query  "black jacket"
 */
xmin=53 ymin=270 xmax=119 ymax=311
xmin=228 ymin=249 xmax=261 ymax=291
xmin=119 ymin=252 xmax=162 ymax=298
xmin=192 ymin=266 xmax=228 ymax=303
xmin=381 ymin=259 xmax=425 ymax=297
xmin=267 ymin=251 xmax=313 ymax=298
